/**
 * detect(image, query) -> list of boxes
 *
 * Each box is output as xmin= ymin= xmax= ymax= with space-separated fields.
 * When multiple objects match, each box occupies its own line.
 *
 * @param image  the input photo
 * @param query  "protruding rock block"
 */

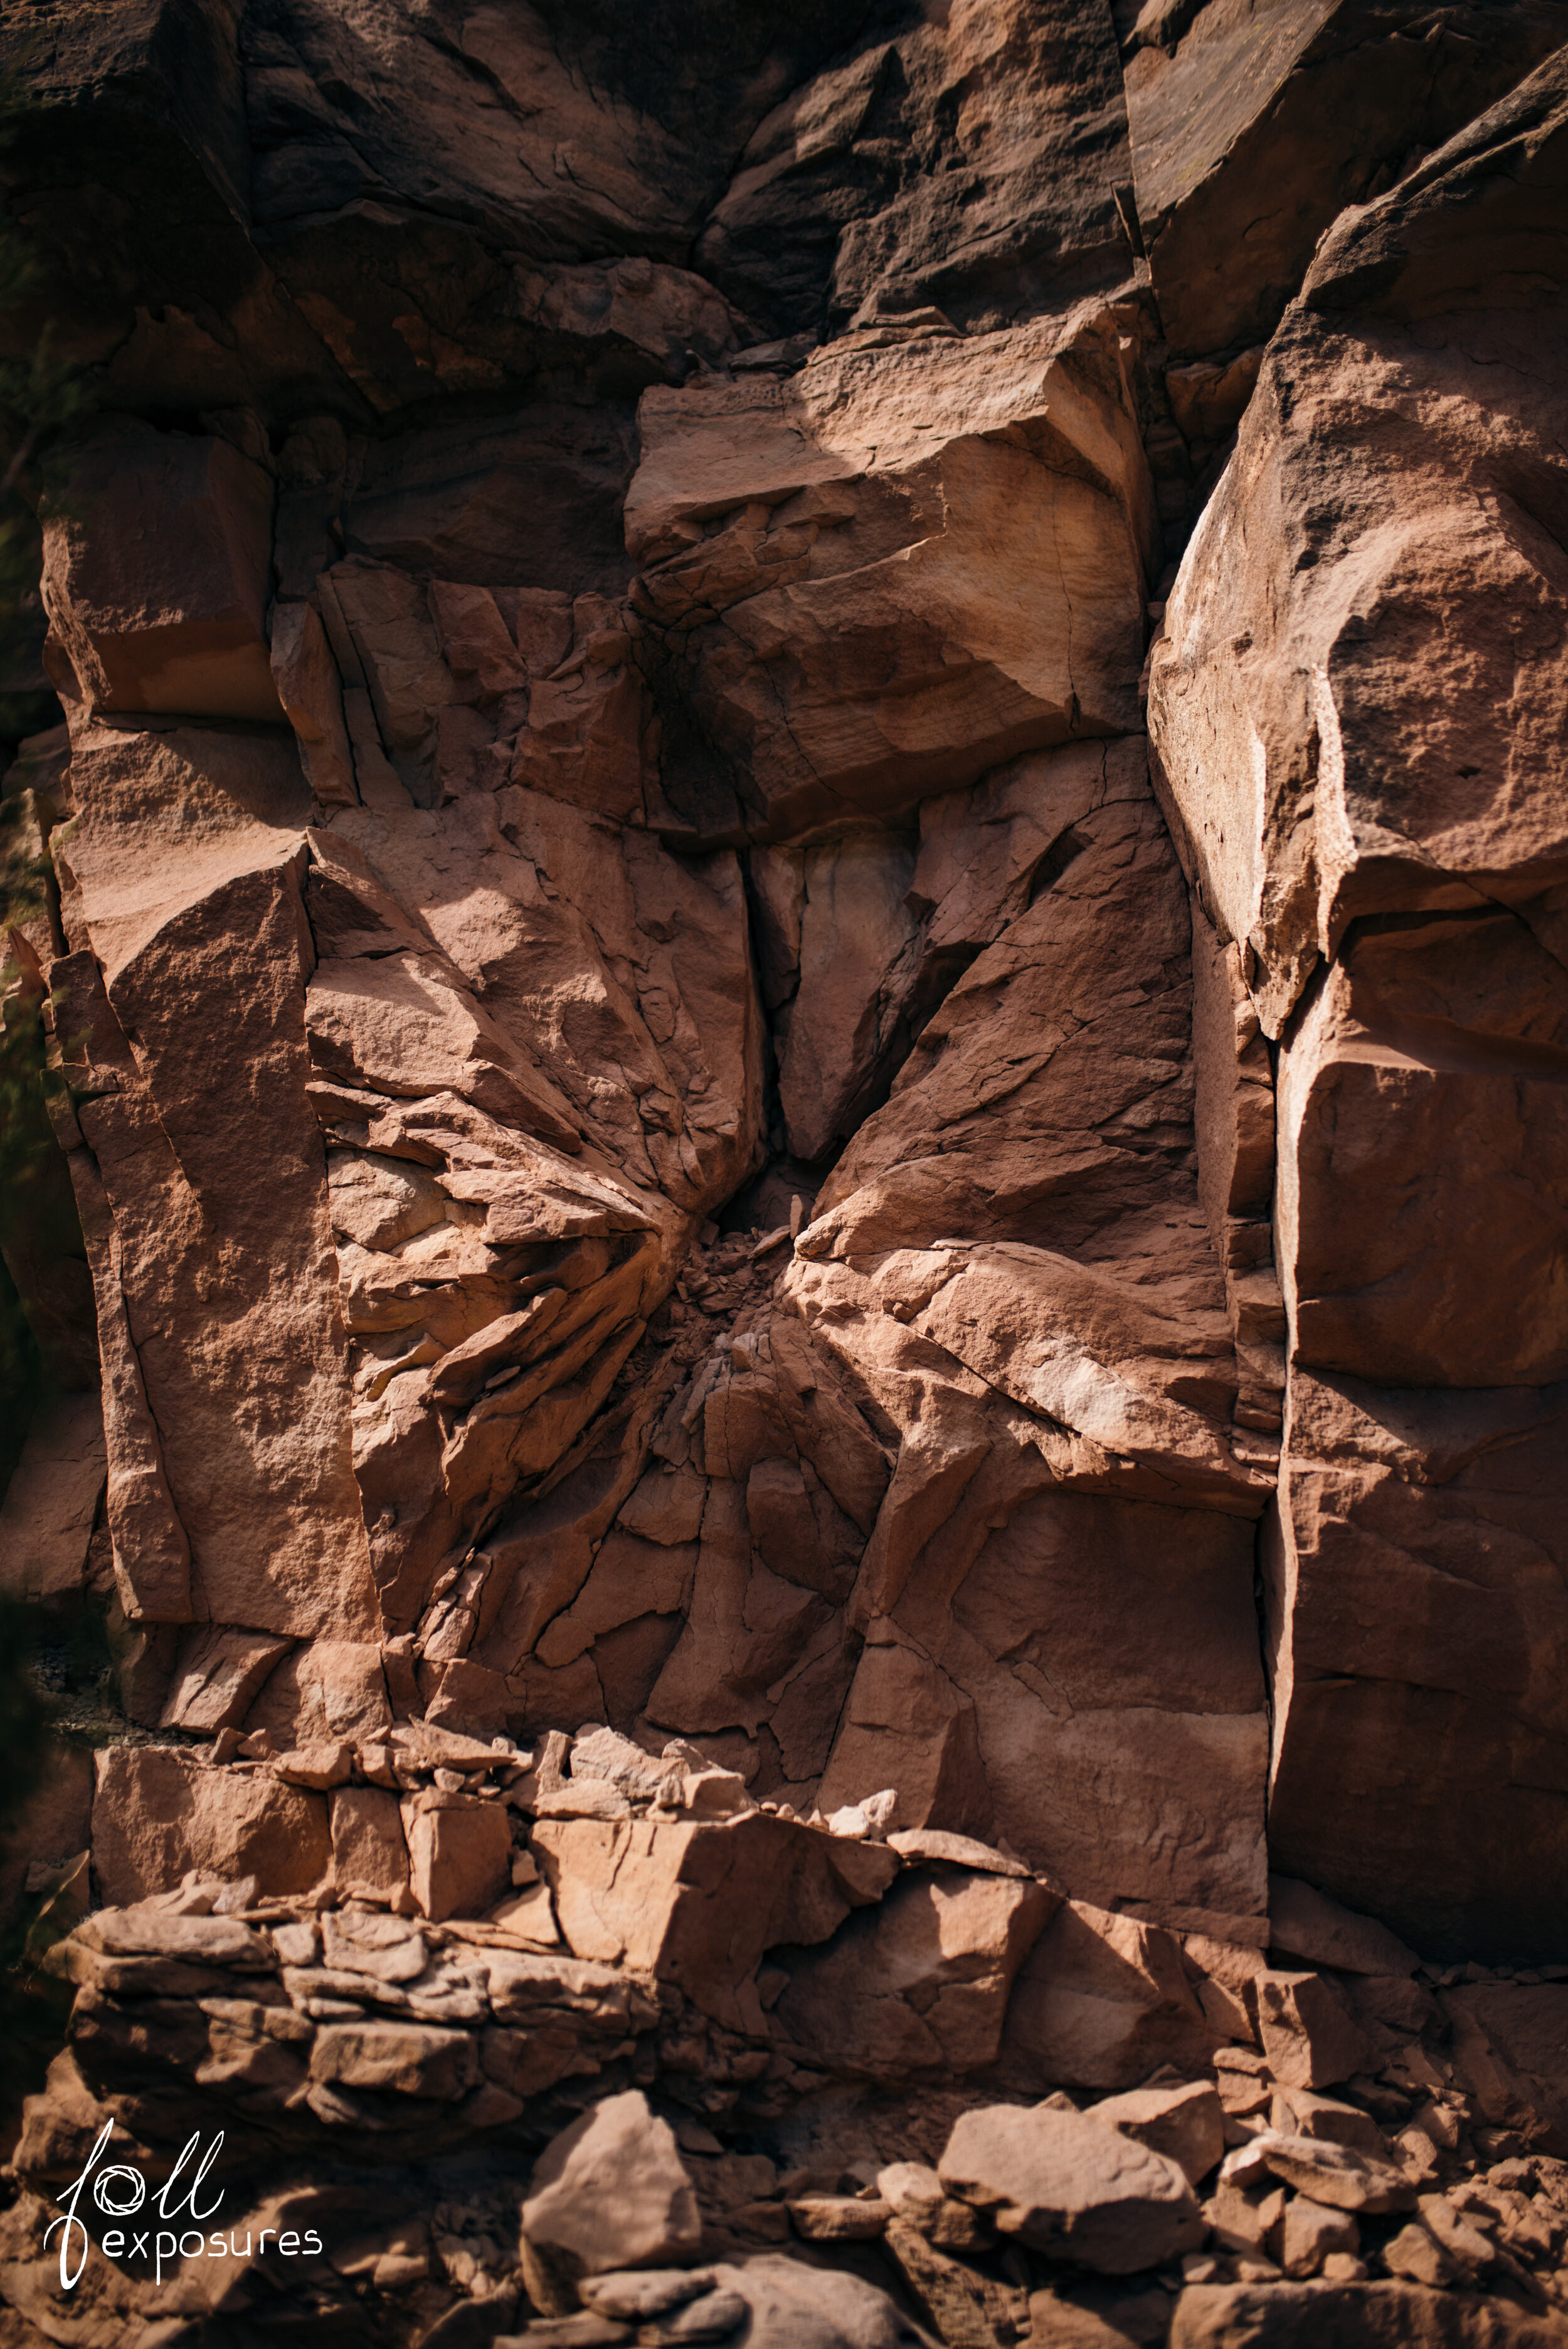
xmin=91 ymin=1747 xmax=329 ymax=1906
xmin=1125 ymin=0 xmax=1568 ymax=361
xmin=627 ymin=304 xmax=1157 ymax=839
xmin=772 ymin=1867 xmax=1056 ymax=2078
xmin=401 ymin=1793 xmax=511 ymax=1922
xmin=43 ymin=418 xmax=283 ymax=723
xmin=1000 ymin=1899 xmax=1220 ymax=2091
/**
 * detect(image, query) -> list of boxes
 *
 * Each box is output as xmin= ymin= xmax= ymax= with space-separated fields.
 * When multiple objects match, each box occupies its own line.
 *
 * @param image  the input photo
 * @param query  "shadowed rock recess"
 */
xmin=1 ymin=4 xmax=1567 ymax=2344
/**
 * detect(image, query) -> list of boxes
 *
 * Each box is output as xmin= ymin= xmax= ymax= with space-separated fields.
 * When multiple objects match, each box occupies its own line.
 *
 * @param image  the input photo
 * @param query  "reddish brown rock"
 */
xmin=627 ymin=308 xmax=1156 ymax=840
xmin=92 ymin=1749 xmax=329 ymax=1906
xmin=1258 ymin=1970 xmax=1377 ymax=2092
xmin=43 ymin=418 xmax=283 ymax=725
xmin=1264 ymin=1371 xmax=1568 ymax=1959
xmin=531 ymin=1810 xmax=896 ymax=2034
xmin=939 ymin=2101 xmax=1204 ymax=2274
xmin=1089 ymin=2081 xmax=1225 ymax=2189
xmin=401 ymin=1794 xmax=511 ymax=1923
xmin=521 ymin=2091 xmax=701 ymax=2284
xmin=0 ymin=1392 xmax=105 ymax=1603
xmin=1000 ymin=1899 xmax=1221 ymax=2091
xmin=1443 ymin=1984 xmax=1568 ymax=2158
xmin=772 ymin=1868 xmax=1055 ymax=2079
xmin=1125 ymin=0 xmax=1568 ymax=362
xmin=48 ymin=727 xmax=379 ymax=1648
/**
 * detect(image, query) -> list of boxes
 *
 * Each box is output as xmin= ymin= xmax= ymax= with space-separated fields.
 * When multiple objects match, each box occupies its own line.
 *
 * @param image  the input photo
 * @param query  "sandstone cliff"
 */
xmin=1 ymin=4 xmax=1567 ymax=2345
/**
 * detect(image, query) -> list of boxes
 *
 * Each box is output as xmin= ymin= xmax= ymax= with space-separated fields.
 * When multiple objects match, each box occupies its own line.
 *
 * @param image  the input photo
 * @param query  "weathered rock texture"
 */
xmin=2 ymin=0 xmax=1567 ymax=2340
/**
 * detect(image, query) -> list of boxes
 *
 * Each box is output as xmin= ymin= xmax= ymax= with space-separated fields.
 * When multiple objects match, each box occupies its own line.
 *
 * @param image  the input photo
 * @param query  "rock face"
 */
xmin=1148 ymin=48 xmax=1568 ymax=1960
xmin=3 ymin=3 xmax=1568 ymax=2340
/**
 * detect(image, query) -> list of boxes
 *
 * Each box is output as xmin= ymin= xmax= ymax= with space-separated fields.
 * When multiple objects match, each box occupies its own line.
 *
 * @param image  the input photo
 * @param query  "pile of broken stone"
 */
xmin=7 ymin=1719 xmax=1568 ymax=2347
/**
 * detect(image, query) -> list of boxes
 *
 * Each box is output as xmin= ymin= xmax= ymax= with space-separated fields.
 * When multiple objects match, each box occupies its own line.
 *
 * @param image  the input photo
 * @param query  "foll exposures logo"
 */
xmin=45 ymin=2122 xmax=324 ymax=2288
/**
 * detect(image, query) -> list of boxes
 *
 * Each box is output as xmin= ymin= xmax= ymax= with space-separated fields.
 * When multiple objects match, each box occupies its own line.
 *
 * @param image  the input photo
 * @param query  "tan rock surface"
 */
xmin=773 ymin=1868 xmax=1054 ymax=2078
xmin=627 ymin=305 xmax=1155 ymax=839
xmin=938 ymin=2101 xmax=1204 ymax=2273
xmin=521 ymin=2091 xmax=701 ymax=2281
xmin=92 ymin=1748 xmax=329 ymax=1906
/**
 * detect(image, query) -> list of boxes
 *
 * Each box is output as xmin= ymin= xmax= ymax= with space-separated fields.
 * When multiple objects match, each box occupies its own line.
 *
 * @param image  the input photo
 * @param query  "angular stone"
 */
xmin=272 ymin=1742 xmax=352 ymax=1791
xmin=43 ymin=417 xmax=283 ymax=724
xmin=522 ymin=2091 xmax=701 ymax=2281
xmin=788 ymin=2197 xmax=892 ymax=2243
xmin=627 ymin=310 xmax=1155 ymax=839
xmin=1089 ymin=2082 xmax=1225 ymax=2190
xmin=1169 ymin=2279 xmax=1567 ymax=2345
xmin=1258 ymin=1971 xmax=1377 ymax=2092
xmin=530 ymin=1810 xmax=896 ymax=2034
xmin=773 ymin=1869 xmax=1054 ymax=2078
xmin=1259 ymin=2136 xmax=1414 ymax=2216
xmin=270 ymin=598 xmax=358 ymax=808
xmin=330 ymin=1788 xmax=411 ymax=1906
xmin=1001 ymin=1901 xmax=1219 ymax=2091
xmin=310 ymin=2021 xmax=479 ymax=2100
xmin=50 ymin=728 xmax=380 ymax=1643
xmin=92 ymin=1747 xmax=329 ymax=1906
xmin=1268 ymin=1879 xmax=1418 ymax=1979
xmin=1269 ymin=2089 xmax=1387 ymax=2161
xmin=939 ymin=2102 xmax=1204 ymax=2274
xmin=883 ymin=2217 xmax=1025 ymax=2348
xmin=1280 ymin=2197 xmax=1360 ymax=2280
xmin=1126 ymin=0 xmax=1568 ymax=361
xmin=159 ymin=1628 xmax=294 ymax=1735
xmin=401 ymin=1795 xmax=511 ymax=1922
xmin=1148 ymin=55 xmax=1568 ymax=1038
xmin=701 ymin=2257 xmax=928 ymax=2349
xmin=1442 ymin=1985 xmax=1568 ymax=2160
xmin=1264 ymin=1372 xmax=1568 ymax=1960
xmin=886 ymin=1830 xmax=1031 ymax=1879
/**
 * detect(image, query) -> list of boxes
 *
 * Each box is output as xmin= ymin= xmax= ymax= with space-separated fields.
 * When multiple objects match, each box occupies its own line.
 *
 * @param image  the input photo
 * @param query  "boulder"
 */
xmin=1125 ymin=0 xmax=1568 ymax=361
xmin=330 ymin=1789 xmax=411 ymax=1906
xmin=883 ymin=2218 xmax=1026 ymax=2346
xmin=1280 ymin=2197 xmax=1361 ymax=2280
xmin=1000 ymin=1900 xmax=1220 ymax=2091
xmin=1259 ymin=2136 xmax=1414 ymax=2216
xmin=159 ymin=1628 xmax=294 ymax=1735
xmin=1089 ymin=2081 xmax=1226 ymax=2189
xmin=1169 ymin=2279 xmax=1568 ymax=2345
xmin=701 ymin=2256 xmax=932 ymax=2349
xmin=521 ymin=2091 xmax=701 ymax=2282
xmin=627 ymin=308 xmax=1155 ymax=839
xmin=938 ymin=2102 xmax=1204 ymax=2273
xmin=772 ymin=1868 xmax=1054 ymax=2077
xmin=1442 ymin=1985 xmax=1568 ymax=2159
xmin=1258 ymin=1971 xmax=1377 ymax=2092
xmin=48 ymin=728 xmax=380 ymax=1646
xmin=529 ymin=1811 xmax=896 ymax=2035
xmin=309 ymin=2022 xmax=479 ymax=2101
